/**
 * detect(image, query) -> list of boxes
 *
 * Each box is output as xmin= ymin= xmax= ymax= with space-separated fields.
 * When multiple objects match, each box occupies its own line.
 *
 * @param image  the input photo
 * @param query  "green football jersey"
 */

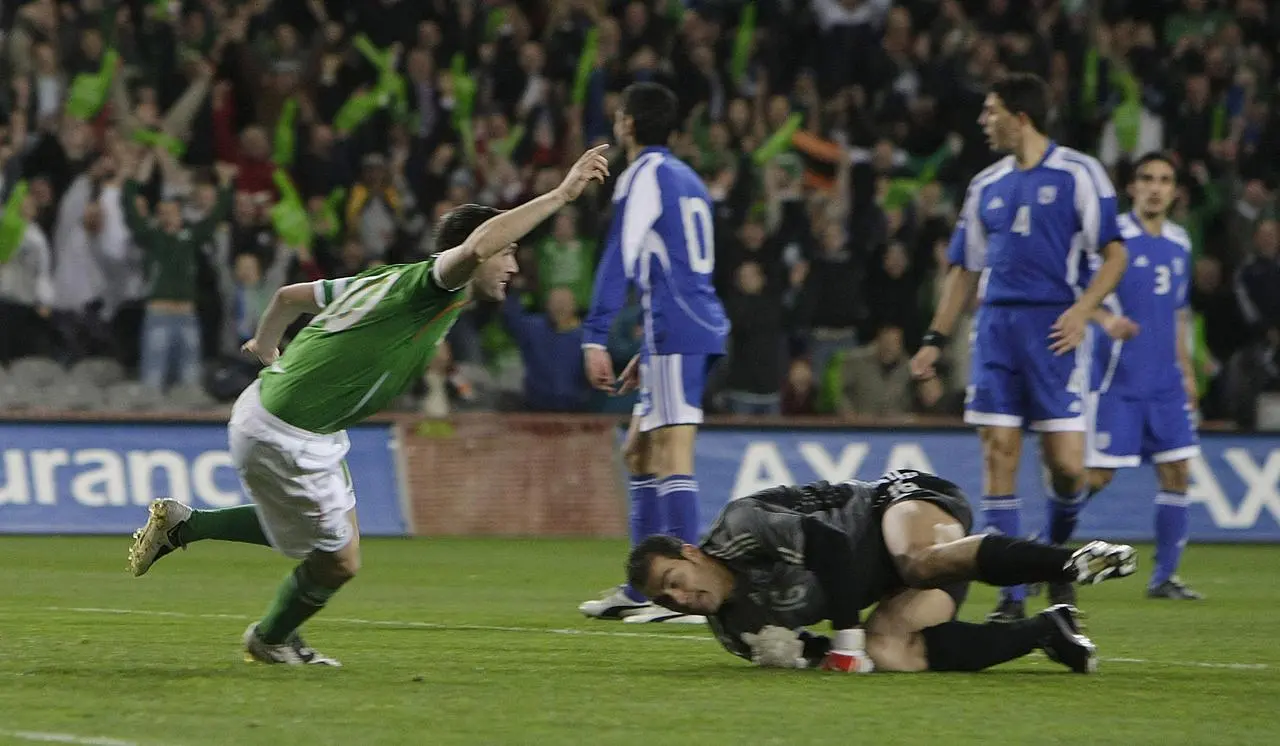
xmin=259 ymin=259 xmax=467 ymax=433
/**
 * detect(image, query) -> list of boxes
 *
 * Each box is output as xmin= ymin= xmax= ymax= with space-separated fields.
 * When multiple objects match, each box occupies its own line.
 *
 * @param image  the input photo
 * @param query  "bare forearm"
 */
xmin=1077 ymin=241 xmax=1128 ymax=312
xmin=254 ymin=286 xmax=320 ymax=351
xmin=436 ymin=189 xmax=568 ymax=289
xmin=927 ymin=266 xmax=978 ymax=337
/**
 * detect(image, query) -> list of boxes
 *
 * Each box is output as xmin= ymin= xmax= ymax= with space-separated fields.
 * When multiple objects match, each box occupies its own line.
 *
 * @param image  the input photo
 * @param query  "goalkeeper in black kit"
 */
xmin=627 ymin=471 xmax=1137 ymax=673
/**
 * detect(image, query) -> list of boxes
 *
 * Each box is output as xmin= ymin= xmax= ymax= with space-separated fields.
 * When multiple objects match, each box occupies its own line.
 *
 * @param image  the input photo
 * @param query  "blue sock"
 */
xmin=658 ymin=474 xmax=701 ymax=545
xmin=1152 ymin=491 xmax=1190 ymax=587
xmin=624 ymin=474 xmax=659 ymax=602
xmin=1046 ymin=484 xmax=1089 ymax=545
xmin=983 ymin=495 xmax=1026 ymax=602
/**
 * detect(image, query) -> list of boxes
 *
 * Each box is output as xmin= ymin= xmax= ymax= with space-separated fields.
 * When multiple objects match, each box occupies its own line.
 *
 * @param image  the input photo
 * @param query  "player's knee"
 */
xmin=1044 ymin=452 xmax=1085 ymax=494
xmin=1087 ymin=468 xmax=1115 ymax=495
xmin=1158 ymin=462 xmax=1190 ymax=493
xmin=648 ymin=427 xmax=695 ymax=476
xmin=1048 ymin=468 xmax=1085 ymax=497
xmin=309 ymin=549 xmax=360 ymax=586
xmin=864 ymin=632 xmax=925 ymax=673
xmin=894 ymin=547 xmax=950 ymax=589
xmin=979 ymin=431 xmax=1019 ymax=476
xmin=335 ymin=551 xmax=361 ymax=581
xmin=622 ymin=446 xmax=647 ymax=476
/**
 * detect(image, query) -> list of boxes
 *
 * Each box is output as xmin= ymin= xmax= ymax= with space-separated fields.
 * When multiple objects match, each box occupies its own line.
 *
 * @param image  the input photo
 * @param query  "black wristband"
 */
xmin=921 ymin=330 xmax=949 ymax=349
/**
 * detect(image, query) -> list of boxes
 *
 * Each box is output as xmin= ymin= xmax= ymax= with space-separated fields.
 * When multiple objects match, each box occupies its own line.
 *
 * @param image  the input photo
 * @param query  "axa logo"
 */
xmin=728 ymin=441 xmax=1280 ymax=530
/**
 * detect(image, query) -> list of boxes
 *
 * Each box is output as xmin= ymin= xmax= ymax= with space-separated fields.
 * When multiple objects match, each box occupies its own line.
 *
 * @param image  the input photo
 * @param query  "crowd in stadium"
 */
xmin=0 ymin=0 xmax=1277 ymax=426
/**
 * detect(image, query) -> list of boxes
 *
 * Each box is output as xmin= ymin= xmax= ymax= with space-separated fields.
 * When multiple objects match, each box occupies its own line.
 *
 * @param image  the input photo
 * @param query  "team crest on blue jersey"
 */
xmin=986 ymin=197 xmax=1005 ymax=211
xmin=1173 ymin=257 xmax=1184 ymax=275
xmin=1134 ymin=255 xmax=1150 ymax=267
xmin=1038 ymin=186 xmax=1057 ymax=205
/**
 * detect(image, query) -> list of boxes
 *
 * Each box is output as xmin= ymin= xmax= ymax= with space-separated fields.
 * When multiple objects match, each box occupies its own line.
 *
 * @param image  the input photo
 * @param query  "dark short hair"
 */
xmin=625 ymin=534 xmax=684 ymax=593
xmin=1131 ymin=152 xmax=1179 ymax=183
xmin=435 ymin=204 xmax=503 ymax=252
xmin=620 ymin=82 xmax=679 ymax=147
xmin=990 ymin=73 xmax=1050 ymax=133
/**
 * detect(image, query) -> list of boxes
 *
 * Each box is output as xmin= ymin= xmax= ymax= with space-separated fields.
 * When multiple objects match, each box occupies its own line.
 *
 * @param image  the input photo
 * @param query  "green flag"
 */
xmin=67 ymin=49 xmax=120 ymax=121
xmin=0 ymin=181 xmax=29 ymax=264
xmin=1110 ymin=66 xmax=1142 ymax=153
xmin=314 ymin=187 xmax=347 ymax=241
xmin=1081 ymin=46 xmax=1099 ymax=119
xmin=730 ymin=3 xmax=757 ymax=86
xmin=333 ymin=89 xmax=383 ymax=135
xmin=450 ymin=53 xmax=478 ymax=164
xmin=273 ymin=98 xmax=298 ymax=168
xmin=269 ymin=170 xmax=311 ymax=249
xmin=131 ymin=127 xmax=186 ymax=158
xmin=494 ymin=124 xmax=526 ymax=160
xmin=752 ymin=112 xmax=803 ymax=165
xmin=348 ymin=35 xmax=409 ymax=127
xmin=572 ymin=27 xmax=600 ymax=106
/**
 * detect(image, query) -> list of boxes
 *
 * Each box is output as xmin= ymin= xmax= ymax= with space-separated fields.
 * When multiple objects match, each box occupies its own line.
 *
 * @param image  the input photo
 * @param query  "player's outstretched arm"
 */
xmin=243 ymin=282 xmax=324 ymax=365
xmin=434 ymin=145 xmax=609 ymax=290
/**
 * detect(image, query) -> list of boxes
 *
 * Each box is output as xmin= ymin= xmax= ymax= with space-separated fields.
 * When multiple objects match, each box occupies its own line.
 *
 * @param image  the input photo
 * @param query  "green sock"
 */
xmin=258 ymin=564 xmax=340 ymax=644
xmin=174 ymin=505 xmax=271 ymax=546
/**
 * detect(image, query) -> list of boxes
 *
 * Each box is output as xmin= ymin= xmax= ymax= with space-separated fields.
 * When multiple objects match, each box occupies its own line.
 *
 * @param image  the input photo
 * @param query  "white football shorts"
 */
xmin=228 ymin=380 xmax=356 ymax=559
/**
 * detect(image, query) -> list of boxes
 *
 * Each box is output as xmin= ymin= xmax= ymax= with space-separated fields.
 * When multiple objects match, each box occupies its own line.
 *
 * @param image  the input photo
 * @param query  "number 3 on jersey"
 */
xmin=1012 ymin=205 xmax=1031 ymax=236
xmin=680 ymin=196 xmax=715 ymax=274
xmin=1153 ymin=265 xmax=1171 ymax=295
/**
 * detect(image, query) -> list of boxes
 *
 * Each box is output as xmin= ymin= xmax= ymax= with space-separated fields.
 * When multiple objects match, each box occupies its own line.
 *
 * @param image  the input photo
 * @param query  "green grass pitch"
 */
xmin=1 ymin=537 xmax=1279 ymax=745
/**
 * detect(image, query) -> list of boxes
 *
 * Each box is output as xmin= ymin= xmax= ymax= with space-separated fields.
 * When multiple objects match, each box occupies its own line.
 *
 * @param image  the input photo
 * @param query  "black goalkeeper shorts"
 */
xmin=876 ymin=473 xmax=975 ymax=614
xmin=882 ymin=474 xmax=975 ymax=534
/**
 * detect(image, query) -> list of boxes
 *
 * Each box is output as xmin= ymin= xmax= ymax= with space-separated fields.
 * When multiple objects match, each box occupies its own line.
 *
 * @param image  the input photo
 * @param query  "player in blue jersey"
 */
xmin=1079 ymin=153 xmax=1203 ymax=601
xmin=911 ymin=73 xmax=1130 ymax=620
xmin=577 ymin=82 xmax=730 ymax=624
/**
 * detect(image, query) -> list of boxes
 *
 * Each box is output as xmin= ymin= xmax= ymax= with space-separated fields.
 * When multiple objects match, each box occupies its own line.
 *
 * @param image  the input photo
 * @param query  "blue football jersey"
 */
xmin=583 ymin=146 xmax=729 ymax=355
xmin=1092 ymin=212 xmax=1191 ymax=397
xmin=947 ymin=144 xmax=1121 ymax=306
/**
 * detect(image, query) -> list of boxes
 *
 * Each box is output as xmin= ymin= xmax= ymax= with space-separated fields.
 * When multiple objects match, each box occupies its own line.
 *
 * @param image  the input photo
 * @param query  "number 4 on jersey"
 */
xmin=1012 ymin=205 xmax=1031 ymax=236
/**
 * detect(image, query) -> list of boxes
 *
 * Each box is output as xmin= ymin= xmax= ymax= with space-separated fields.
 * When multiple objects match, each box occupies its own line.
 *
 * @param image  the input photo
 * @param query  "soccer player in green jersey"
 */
xmin=126 ymin=146 xmax=611 ymax=666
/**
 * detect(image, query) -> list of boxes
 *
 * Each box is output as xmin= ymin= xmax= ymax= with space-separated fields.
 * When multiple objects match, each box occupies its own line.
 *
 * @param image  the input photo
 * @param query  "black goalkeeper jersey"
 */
xmin=702 ymin=471 xmax=972 ymax=664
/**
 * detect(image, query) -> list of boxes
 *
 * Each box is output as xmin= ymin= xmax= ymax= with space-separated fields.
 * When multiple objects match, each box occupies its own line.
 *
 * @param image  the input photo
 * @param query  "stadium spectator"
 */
xmin=722 ymin=260 xmax=785 ymax=416
xmin=838 ymin=324 xmax=933 ymax=418
xmin=535 ymin=206 xmax=594 ymax=310
xmin=121 ymin=150 xmax=234 ymax=390
xmin=500 ymin=280 xmax=590 ymax=412
xmin=0 ymin=0 xmax=1272 ymax=426
xmin=0 ymin=190 xmax=54 ymax=363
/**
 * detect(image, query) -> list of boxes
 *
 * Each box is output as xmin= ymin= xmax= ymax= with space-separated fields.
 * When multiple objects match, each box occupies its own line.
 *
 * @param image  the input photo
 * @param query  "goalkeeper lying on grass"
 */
xmin=626 ymin=471 xmax=1137 ymax=673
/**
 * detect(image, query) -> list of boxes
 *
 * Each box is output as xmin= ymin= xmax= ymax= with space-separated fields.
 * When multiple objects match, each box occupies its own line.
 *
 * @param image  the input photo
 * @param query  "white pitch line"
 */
xmin=0 ymin=730 xmax=139 ymax=746
xmin=43 ymin=606 xmax=1271 ymax=671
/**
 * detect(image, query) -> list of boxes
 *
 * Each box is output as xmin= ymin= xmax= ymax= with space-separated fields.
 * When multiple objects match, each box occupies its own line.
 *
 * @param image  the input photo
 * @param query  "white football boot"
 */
xmin=127 ymin=498 xmax=193 ymax=577
xmin=242 ymin=623 xmax=341 ymax=666
xmin=578 ymin=585 xmax=650 ymax=620
xmin=1069 ymin=541 xmax=1138 ymax=584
